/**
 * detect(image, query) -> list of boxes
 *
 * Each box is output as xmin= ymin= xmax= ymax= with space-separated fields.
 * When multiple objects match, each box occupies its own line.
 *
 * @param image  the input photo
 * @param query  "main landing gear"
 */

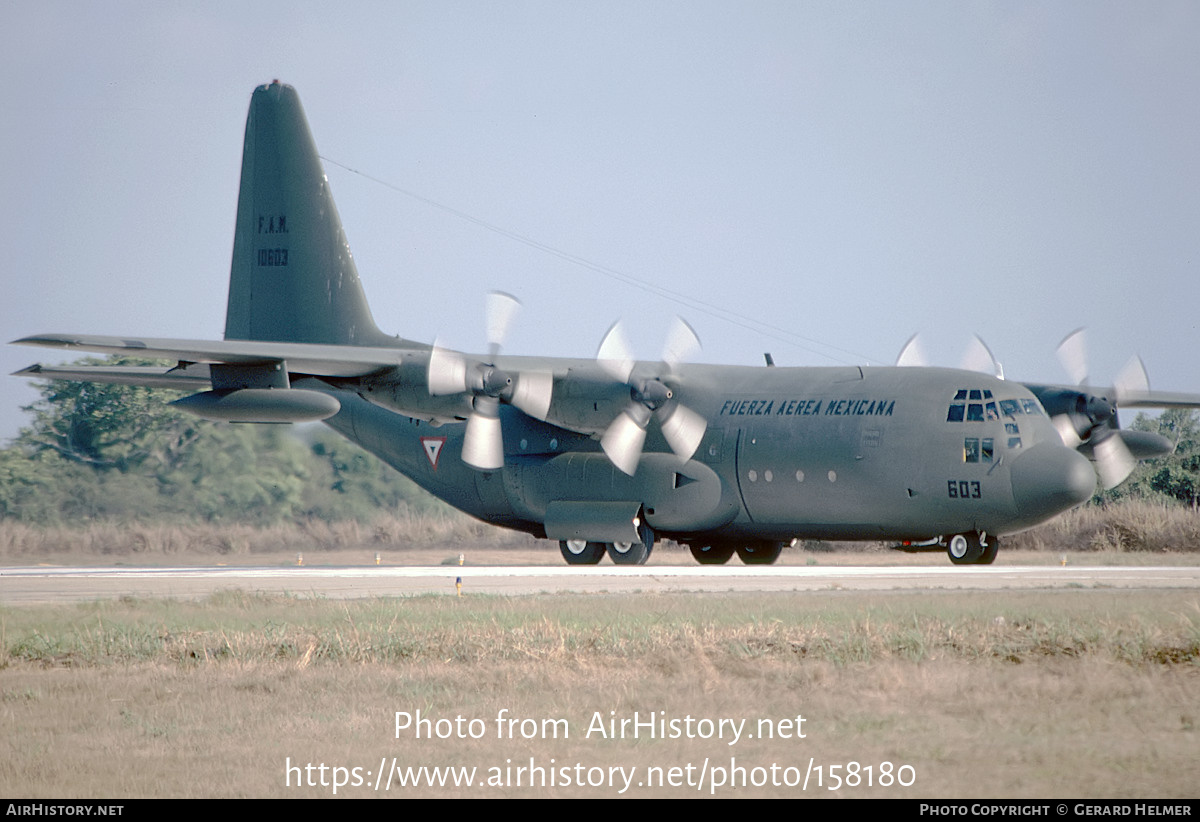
xmin=687 ymin=541 xmax=785 ymax=565
xmin=946 ymin=531 xmax=999 ymax=565
xmin=689 ymin=543 xmax=736 ymax=564
xmin=558 ymin=539 xmax=607 ymax=565
xmin=559 ymin=522 xmax=656 ymax=566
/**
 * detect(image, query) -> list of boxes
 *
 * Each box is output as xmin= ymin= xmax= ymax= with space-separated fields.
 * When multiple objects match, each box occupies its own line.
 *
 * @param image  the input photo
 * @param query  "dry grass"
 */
xmin=2 ymin=590 xmax=1197 ymax=798
xmin=0 ymin=510 xmax=535 ymax=562
xmin=3 ymin=501 xmax=1199 ymax=567
xmin=1006 ymin=501 xmax=1200 ymax=553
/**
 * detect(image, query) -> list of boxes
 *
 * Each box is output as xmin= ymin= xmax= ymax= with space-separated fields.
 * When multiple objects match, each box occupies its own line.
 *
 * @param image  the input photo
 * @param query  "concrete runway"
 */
xmin=2 ymin=564 xmax=1199 ymax=603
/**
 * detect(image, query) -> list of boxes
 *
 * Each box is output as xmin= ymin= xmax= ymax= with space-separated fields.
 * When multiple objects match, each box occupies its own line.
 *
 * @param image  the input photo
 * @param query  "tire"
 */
xmin=736 ymin=541 xmax=784 ymax=565
xmin=689 ymin=543 xmax=735 ymax=565
xmin=947 ymin=533 xmax=984 ymax=565
xmin=559 ymin=539 xmax=606 ymax=565
xmin=609 ymin=522 xmax=655 ymax=565
xmin=978 ymin=534 xmax=999 ymax=565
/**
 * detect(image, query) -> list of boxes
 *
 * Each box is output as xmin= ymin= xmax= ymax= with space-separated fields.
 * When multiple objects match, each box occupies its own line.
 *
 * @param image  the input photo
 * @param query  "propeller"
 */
xmin=1049 ymin=328 xmax=1149 ymax=489
xmin=596 ymin=318 xmax=707 ymax=476
xmin=895 ymin=332 xmax=1003 ymax=378
xmin=426 ymin=292 xmax=553 ymax=470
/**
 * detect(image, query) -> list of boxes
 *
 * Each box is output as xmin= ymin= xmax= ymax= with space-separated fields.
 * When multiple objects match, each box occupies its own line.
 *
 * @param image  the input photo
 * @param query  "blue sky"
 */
xmin=3 ymin=1 xmax=1198 ymax=439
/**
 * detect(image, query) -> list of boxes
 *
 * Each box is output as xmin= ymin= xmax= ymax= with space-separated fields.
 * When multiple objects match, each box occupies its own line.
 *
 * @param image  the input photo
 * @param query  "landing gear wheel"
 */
xmin=609 ymin=522 xmax=655 ymax=565
xmin=978 ymin=534 xmax=999 ymax=565
xmin=690 ymin=543 xmax=735 ymax=565
xmin=947 ymin=532 xmax=984 ymax=565
xmin=736 ymin=541 xmax=784 ymax=565
xmin=559 ymin=539 xmax=606 ymax=565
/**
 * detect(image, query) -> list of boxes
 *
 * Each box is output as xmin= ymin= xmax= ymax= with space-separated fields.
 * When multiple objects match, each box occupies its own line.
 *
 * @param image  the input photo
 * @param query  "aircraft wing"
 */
xmin=1020 ymin=381 xmax=1200 ymax=409
xmin=13 ymin=362 xmax=213 ymax=391
xmin=1115 ymin=391 xmax=1200 ymax=409
xmin=12 ymin=333 xmax=425 ymax=378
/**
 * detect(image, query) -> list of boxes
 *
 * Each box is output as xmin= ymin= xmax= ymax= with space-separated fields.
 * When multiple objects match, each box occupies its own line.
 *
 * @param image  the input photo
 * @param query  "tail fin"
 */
xmin=224 ymin=82 xmax=392 ymax=346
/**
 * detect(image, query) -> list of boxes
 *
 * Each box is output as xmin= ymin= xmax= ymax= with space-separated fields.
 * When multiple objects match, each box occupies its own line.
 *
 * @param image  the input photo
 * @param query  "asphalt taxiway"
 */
xmin=2 ymin=564 xmax=1198 ymax=603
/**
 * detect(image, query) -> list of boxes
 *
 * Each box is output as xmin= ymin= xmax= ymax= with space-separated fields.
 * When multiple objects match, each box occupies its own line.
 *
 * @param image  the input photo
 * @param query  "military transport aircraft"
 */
xmin=13 ymin=82 xmax=1200 ymax=566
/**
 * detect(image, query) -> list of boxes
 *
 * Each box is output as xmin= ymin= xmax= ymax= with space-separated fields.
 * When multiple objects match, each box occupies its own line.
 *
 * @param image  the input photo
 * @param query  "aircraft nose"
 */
xmin=1010 ymin=442 xmax=1096 ymax=519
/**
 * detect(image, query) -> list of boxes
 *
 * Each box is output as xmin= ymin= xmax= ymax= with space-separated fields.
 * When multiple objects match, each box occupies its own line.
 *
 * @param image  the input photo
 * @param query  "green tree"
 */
xmin=1 ymin=355 xmax=434 ymax=523
xmin=1107 ymin=409 xmax=1200 ymax=508
xmin=19 ymin=357 xmax=202 ymax=472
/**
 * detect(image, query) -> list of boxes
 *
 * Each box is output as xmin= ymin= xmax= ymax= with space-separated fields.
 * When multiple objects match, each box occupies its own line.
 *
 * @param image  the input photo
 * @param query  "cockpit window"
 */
xmin=948 ymin=389 xmax=1005 ymax=423
xmin=951 ymin=390 xmax=1042 ymax=423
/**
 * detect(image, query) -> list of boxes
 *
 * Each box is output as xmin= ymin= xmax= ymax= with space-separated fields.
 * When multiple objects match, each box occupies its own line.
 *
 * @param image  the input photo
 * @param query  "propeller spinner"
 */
xmin=597 ymin=318 xmax=707 ymax=476
xmin=426 ymin=292 xmax=553 ymax=470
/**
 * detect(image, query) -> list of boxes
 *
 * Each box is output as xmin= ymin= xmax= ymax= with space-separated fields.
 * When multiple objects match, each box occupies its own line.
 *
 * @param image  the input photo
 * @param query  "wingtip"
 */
xmin=11 ymin=334 xmax=81 ymax=348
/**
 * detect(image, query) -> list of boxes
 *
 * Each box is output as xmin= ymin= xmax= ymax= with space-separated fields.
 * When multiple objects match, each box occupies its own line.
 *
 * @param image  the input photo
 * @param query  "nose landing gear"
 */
xmin=946 ymin=532 xmax=999 ymax=565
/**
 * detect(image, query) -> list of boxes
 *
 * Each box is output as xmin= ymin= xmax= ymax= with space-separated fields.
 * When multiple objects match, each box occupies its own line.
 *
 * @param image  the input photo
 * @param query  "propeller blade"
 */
xmin=484 ymin=291 xmax=521 ymax=360
xmin=1052 ymin=414 xmax=1084 ymax=449
xmin=961 ymin=335 xmax=1002 ymax=378
xmin=1114 ymin=355 xmax=1150 ymax=403
xmin=1057 ymin=327 xmax=1090 ymax=386
xmin=895 ymin=333 xmax=926 ymax=367
xmin=461 ymin=395 xmax=504 ymax=470
xmin=508 ymin=370 xmax=553 ymax=421
xmin=597 ymin=321 xmax=635 ymax=383
xmin=1093 ymin=432 xmax=1136 ymax=491
xmin=661 ymin=317 xmax=701 ymax=372
xmin=427 ymin=344 xmax=469 ymax=396
xmin=600 ymin=401 xmax=652 ymax=476
xmin=656 ymin=401 xmax=707 ymax=462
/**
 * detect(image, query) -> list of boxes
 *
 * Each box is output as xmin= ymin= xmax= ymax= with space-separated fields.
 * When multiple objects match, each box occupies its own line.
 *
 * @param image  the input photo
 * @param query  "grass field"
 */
xmin=2 ymin=589 xmax=1197 ymax=798
xmin=2 ymin=502 xmax=1198 ymax=798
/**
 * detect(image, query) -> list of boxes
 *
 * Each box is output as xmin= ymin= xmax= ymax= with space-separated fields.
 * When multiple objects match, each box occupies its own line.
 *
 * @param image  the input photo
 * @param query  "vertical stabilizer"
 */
xmin=224 ymin=82 xmax=392 ymax=346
